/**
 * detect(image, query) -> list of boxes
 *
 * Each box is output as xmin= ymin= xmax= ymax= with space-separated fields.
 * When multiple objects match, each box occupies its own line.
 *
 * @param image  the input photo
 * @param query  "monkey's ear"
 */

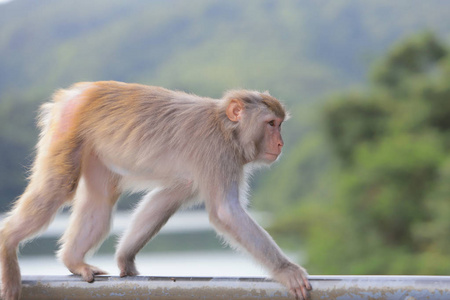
xmin=226 ymin=99 xmax=244 ymax=122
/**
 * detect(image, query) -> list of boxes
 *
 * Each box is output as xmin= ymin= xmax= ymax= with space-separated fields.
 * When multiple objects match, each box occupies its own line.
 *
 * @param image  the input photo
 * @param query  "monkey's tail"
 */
xmin=37 ymin=82 xmax=92 ymax=144
xmin=37 ymin=101 xmax=55 ymax=137
xmin=37 ymin=87 xmax=71 ymax=139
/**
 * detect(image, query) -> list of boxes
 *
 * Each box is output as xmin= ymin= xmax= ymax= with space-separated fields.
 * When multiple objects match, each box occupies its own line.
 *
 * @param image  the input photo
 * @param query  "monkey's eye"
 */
xmin=268 ymin=120 xmax=275 ymax=127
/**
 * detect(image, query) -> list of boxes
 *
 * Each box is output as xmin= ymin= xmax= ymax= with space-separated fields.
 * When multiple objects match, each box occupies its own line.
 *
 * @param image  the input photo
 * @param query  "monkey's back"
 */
xmin=61 ymin=81 xmax=228 ymax=183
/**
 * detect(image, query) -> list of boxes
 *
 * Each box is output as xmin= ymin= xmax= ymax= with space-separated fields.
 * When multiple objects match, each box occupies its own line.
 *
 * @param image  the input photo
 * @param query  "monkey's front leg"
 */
xmin=116 ymin=184 xmax=192 ymax=277
xmin=208 ymin=185 xmax=311 ymax=300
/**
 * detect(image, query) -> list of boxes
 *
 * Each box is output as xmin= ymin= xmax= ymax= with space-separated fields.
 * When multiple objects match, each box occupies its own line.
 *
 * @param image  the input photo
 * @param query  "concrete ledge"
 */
xmin=9 ymin=275 xmax=450 ymax=299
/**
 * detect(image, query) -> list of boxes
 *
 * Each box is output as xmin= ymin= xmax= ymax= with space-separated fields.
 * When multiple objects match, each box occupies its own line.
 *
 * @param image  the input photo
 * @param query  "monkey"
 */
xmin=0 ymin=81 xmax=312 ymax=300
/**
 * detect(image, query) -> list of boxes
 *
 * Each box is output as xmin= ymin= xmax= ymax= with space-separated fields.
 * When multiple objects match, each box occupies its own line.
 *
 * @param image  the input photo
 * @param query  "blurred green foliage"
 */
xmin=2 ymin=0 xmax=450 ymax=212
xmin=1 ymin=0 xmax=450 ymax=275
xmin=266 ymin=33 xmax=450 ymax=275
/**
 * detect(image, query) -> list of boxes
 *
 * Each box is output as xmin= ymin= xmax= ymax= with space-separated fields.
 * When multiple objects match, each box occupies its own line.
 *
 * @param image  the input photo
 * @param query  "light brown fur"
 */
xmin=0 ymin=81 xmax=311 ymax=300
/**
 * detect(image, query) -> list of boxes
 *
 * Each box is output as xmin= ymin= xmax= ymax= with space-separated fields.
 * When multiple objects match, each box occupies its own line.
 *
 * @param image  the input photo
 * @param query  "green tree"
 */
xmin=272 ymin=32 xmax=450 ymax=275
xmin=323 ymin=95 xmax=390 ymax=165
xmin=371 ymin=32 xmax=447 ymax=90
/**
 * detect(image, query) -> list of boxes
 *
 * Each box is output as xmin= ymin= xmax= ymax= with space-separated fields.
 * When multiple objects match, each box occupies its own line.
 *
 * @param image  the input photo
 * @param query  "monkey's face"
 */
xmin=257 ymin=115 xmax=284 ymax=163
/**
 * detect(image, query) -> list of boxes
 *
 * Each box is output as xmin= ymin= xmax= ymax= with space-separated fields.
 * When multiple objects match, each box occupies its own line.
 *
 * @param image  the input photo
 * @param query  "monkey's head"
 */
xmin=224 ymin=90 xmax=288 ymax=165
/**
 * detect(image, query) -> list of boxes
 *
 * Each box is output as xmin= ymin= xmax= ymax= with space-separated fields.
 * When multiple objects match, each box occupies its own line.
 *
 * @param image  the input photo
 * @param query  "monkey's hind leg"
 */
xmin=58 ymin=152 xmax=120 ymax=283
xmin=0 ymin=153 xmax=81 ymax=300
xmin=0 ymin=189 xmax=73 ymax=300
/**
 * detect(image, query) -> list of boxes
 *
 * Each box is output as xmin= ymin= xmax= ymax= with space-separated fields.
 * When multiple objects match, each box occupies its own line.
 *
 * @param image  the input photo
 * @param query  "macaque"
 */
xmin=0 ymin=81 xmax=311 ymax=300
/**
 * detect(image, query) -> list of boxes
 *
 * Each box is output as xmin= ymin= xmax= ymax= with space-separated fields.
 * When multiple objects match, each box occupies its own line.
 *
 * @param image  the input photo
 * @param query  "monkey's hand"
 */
xmin=272 ymin=263 xmax=312 ymax=300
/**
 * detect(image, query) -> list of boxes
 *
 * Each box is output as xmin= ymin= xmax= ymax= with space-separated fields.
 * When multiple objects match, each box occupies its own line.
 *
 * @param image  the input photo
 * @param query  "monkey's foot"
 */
xmin=118 ymin=258 xmax=140 ymax=277
xmin=119 ymin=268 xmax=140 ymax=277
xmin=70 ymin=263 xmax=107 ymax=283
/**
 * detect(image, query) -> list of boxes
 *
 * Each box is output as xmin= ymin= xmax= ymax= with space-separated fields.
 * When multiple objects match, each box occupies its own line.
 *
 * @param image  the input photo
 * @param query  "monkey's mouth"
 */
xmin=265 ymin=152 xmax=280 ymax=159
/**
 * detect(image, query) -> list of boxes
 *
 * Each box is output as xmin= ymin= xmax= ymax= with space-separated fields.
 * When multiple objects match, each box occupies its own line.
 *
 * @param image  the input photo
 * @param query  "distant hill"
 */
xmin=0 ymin=0 xmax=449 ymax=211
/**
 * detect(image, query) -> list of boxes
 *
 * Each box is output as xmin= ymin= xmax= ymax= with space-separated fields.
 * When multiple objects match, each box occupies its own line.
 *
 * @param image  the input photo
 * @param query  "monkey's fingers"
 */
xmin=290 ymin=279 xmax=311 ymax=300
xmin=75 ymin=264 xmax=108 ymax=283
xmin=118 ymin=259 xmax=140 ymax=277
xmin=290 ymin=287 xmax=308 ymax=300
xmin=273 ymin=263 xmax=311 ymax=300
xmin=294 ymin=276 xmax=311 ymax=300
xmin=302 ymin=274 xmax=312 ymax=290
xmin=120 ymin=269 xmax=139 ymax=277
xmin=285 ymin=276 xmax=306 ymax=300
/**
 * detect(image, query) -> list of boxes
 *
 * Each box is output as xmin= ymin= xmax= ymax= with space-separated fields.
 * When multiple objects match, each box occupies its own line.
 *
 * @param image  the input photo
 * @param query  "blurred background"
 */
xmin=0 ymin=0 xmax=450 ymax=277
